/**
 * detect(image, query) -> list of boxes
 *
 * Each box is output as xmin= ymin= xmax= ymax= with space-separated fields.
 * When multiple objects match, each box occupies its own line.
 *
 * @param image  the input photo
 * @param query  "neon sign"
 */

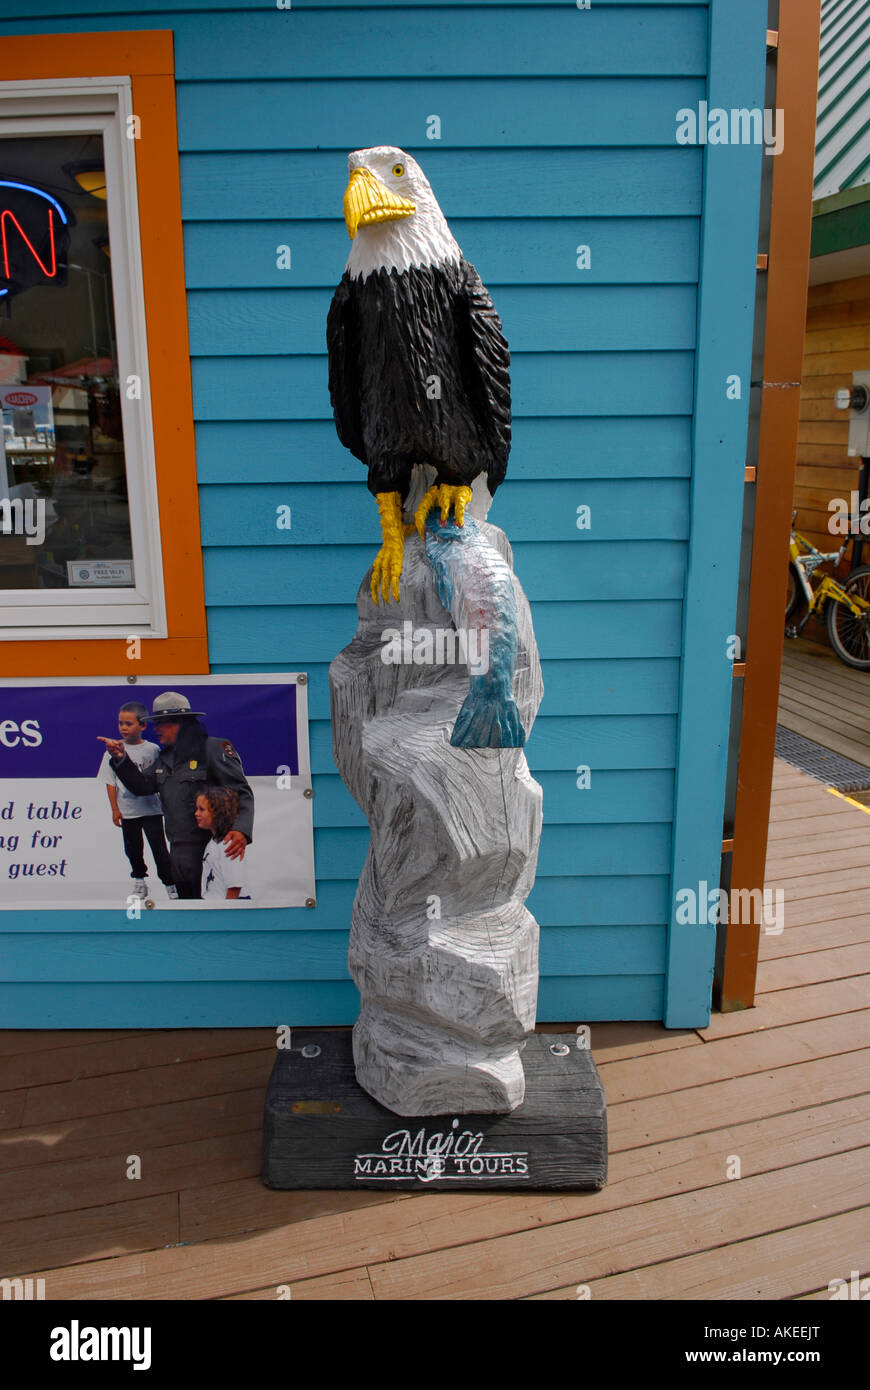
xmin=0 ymin=180 xmax=71 ymax=302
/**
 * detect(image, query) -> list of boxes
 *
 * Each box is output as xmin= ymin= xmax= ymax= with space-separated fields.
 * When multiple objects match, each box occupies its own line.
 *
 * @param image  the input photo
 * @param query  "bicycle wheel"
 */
xmin=827 ymin=564 xmax=870 ymax=669
xmin=785 ymin=561 xmax=803 ymax=622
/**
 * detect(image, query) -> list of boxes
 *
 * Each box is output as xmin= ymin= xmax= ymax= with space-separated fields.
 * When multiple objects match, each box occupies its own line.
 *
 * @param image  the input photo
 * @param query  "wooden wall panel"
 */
xmin=795 ymin=274 xmax=870 ymax=559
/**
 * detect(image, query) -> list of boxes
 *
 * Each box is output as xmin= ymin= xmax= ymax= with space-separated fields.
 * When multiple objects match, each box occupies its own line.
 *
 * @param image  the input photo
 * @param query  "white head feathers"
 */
xmin=345 ymin=145 xmax=463 ymax=280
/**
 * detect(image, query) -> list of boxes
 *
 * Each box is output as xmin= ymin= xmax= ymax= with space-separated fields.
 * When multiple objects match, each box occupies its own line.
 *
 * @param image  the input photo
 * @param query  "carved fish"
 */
xmin=423 ymin=513 xmax=526 ymax=748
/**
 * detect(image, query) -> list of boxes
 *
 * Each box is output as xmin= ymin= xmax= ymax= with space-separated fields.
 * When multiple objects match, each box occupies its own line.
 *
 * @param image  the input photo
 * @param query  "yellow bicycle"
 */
xmin=786 ymin=517 xmax=870 ymax=669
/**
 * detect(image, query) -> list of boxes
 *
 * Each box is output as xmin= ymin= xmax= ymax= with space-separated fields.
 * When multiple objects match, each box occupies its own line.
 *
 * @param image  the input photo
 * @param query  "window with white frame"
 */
xmin=0 ymin=80 xmax=165 ymax=639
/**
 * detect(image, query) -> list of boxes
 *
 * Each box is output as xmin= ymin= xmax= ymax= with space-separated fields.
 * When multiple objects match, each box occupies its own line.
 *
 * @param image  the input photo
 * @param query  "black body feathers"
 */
xmin=326 ymin=258 xmax=511 ymax=499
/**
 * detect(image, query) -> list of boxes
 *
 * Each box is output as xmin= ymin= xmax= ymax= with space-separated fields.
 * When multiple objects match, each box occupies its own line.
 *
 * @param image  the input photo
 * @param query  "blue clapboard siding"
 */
xmin=12 ymin=0 xmax=704 ymax=12
xmin=180 ymin=150 xmax=702 ymax=220
xmin=304 ymin=714 xmax=677 ymax=768
xmin=310 ymin=822 xmax=670 ymax=880
xmin=212 ymin=660 xmax=681 ymax=718
xmin=0 ymin=924 xmax=665 ymax=980
xmin=0 ymin=9 xmax=709 ymax=77
xmin=208 ymin=607 xmax=684 ymax=664
xmin=344 ymin=715 xmax=669 ymax=769
xmin=0 ymin=977 xmax=663 ymax=1028
xmin=0 ymin=875 xmax=670 ymax=933
xmin=193 ymin=353 xmax=695 ymax=419
xmin=194 ymin=418 xmax=694 ymax=482
xmin=202 ymin=542 xmax=688 ymax=602
xmin=198 ymin=481 xmax=690 ymax=544
xmin=0 ymin=0 xmax=765 ymax=1030
xmin=178 ymin=79 xmax=707 ymax=150
xmin=188 ymin=286 xmax=698 ymax=355
xmin=305 ymin=769 xmax=677 ymax=828
xmin=185 ymin=219 xmax=701 ymax=289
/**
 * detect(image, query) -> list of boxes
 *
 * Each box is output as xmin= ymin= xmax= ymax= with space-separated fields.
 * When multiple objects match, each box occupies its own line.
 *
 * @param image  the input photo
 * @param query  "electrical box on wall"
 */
xmin=836 ymin=370 xmax=870 ymax=456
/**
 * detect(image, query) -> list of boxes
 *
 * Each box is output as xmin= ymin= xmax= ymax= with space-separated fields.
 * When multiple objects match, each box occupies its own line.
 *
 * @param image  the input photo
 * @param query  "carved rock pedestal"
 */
xmin=260 ymin=520 xmax=609 ymax=1189
xmin=329 ymin=523 xmax=543 ymax=1115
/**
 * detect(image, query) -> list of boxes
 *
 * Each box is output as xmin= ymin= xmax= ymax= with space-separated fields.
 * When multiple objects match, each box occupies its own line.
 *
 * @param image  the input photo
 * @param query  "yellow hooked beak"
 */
xmin=343 ymin=166 xmax=416 ymax=240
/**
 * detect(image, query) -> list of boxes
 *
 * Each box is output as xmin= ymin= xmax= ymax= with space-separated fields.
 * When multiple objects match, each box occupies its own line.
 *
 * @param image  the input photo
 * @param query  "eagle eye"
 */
xmin=392 ymin=163 xmax=405 ymax=177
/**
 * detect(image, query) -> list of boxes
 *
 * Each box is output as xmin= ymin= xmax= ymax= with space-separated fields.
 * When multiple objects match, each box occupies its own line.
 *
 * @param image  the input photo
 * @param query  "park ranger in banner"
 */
xmin=98 ymin=692 xmax=254 ymax=899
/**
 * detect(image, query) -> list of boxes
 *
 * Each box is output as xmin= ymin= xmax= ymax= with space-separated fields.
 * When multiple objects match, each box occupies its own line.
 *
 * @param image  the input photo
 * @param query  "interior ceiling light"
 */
xmin=64 ymin=161 xmax=106 ymax=201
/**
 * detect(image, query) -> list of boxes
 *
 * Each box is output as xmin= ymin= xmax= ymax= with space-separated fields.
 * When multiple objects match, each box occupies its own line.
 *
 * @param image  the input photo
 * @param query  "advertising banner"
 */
xmin=0 ymin=674 xmax=314 ymax=910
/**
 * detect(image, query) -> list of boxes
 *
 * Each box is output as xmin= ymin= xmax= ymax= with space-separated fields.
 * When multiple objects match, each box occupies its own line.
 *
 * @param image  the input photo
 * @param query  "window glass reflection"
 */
xmin=0 ymin=133 xmax=133 ymax=591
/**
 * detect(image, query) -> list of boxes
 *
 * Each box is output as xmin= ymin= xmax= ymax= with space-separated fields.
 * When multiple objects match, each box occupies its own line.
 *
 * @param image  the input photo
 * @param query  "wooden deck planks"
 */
xmin=3 ymin=1035 xmax=868 ymax=1294
xmin=20 ymin=1047 xmax=275 ymax=1126
xmin=0 ymin=1194 xmax=179 ymax=1278
xmin=765 ymin=825 xmax=870 ymax=864
xmin=761 ymin=759 xmax=870 ymax=1006
xmin=0 ymin=1088 xmax=263 ymax=1175
xmin=764 ymin=844 xmax=870 ymax=878
xmin=22 ymin=1141 xmax=870 ymax=1300
xmin=0 ymin=1131 xmax=262 ymax=1223
xmin=181 ymin=1183 xmax=415 ymax=1246
xmin=224 ymin=1268 xmax=376 ymax=1300
xmin=778 ymin=674 xmax=870 ymax=718
xmin=767 ymin=885 xmax=870 ymax=927
xmin=608 ymin=1049 xmax=870 ymax=1151
xmin=759 ymin=913 xmax=870 ymax=960
xmin=2 ymin=1028 xmax=273 ymax=1093
xmin=777 ymin=640 xmax=870 ymax=770
xmin=762 ymin=793 xmax=858 ymax=821
xmin=0 ymin=720 xmax=867 ymax=1298
xmin=697 ymin=979 xmax=870 ymax=1037
xmin=526 ymin=1207 xmax=870 ymax=1300
xmin=777 ymin=697 xmax=870 ymax=757
xmin=10 ymin=1058 xmax=869 ymax=1289
xmin=754 ymin=945 xmax=870 ymax=991
xmin=778 ymin=682 xmax=870 ymax=739
xmin=0 ymin=1090 xmax=26 ymax=1131
xmin=764 ymin=865 xmax=870 ymax=899
xmin=0 ymin=1030 xmax=151 ymax=1059
xmin=767 ymin=810 xmax=870 ymax=841
xmin=537 ymin=1020 xmax=702 ymax=1063
xmin=361 ymin=1150 xmax=870 ymax=1300
xmin=598 ymin=1011 xmax=870 ymax=1105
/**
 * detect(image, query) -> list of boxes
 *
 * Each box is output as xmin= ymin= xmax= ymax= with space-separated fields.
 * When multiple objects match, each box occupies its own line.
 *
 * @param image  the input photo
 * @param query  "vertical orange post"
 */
xmin=720 ymin=0 xmax=822 ymax=1009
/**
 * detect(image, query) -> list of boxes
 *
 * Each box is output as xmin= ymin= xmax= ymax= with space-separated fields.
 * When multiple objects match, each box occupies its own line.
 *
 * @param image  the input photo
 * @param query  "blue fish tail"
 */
xmin=451 ymin=676 xmax=526 ymax=749
xmin=423 ymin=511 xmax=526 ymax=749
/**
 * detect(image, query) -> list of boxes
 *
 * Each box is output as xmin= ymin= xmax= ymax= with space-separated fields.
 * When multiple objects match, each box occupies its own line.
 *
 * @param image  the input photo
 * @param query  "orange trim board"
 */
xmin=721 ymin=0 xmax=822 ymax=1012
xmin=1 ymin=32 xmax=208 ymax=676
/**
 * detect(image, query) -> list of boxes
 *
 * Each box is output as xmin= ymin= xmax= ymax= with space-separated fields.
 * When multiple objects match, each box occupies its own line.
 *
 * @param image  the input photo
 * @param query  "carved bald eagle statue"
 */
xmin=327 ymin=146 xmax=511 ymax=604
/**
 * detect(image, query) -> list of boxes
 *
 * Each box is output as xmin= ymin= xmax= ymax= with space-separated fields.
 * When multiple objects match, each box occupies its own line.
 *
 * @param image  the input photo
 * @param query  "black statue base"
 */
xmin=261 ymin=1029 xmax=607 ymax=1191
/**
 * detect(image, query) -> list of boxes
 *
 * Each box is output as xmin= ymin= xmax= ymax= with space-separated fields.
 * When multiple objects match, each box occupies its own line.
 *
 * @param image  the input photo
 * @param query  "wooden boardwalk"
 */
xmin=1 ymin=756 xmax=868 ymax=1299
xmin=779 ymin=637 xmax=870 ymax=773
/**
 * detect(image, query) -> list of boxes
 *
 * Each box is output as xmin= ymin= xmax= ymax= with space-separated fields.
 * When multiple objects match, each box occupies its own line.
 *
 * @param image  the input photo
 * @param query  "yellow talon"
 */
xmin=372 ymin=491 xmax=406 ymax=605
xmin=414 ymin=483 xmax=473 ymax=539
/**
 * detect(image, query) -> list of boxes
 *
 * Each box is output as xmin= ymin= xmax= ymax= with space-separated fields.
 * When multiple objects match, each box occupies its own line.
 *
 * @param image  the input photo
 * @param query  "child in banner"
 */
xmin=98 ymin=702 xmax=177 ymax=900
xmin=194 ymin=787 xmax=253 ymax=901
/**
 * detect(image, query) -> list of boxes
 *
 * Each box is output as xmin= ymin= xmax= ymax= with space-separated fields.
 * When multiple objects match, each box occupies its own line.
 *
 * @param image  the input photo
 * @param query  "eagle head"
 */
xmin=343 ymin=145 xmax=462 ymax=280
